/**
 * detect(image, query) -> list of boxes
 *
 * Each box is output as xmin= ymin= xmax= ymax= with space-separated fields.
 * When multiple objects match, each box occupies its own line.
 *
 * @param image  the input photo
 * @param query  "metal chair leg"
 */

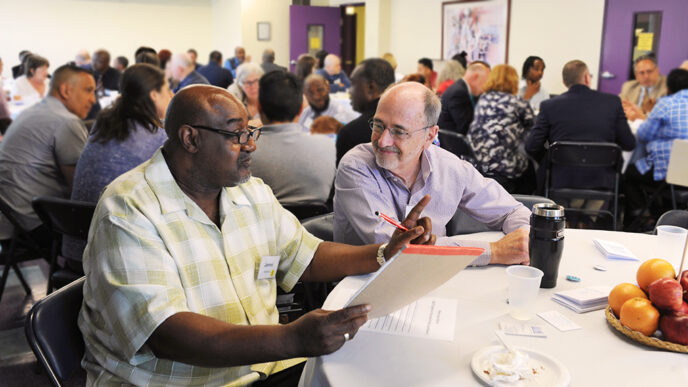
xmin=12 ymin=263 xmax=32 ymax=295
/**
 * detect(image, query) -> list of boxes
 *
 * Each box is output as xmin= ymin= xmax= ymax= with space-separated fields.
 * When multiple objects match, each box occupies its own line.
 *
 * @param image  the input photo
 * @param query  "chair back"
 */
xmin=655 ymin=210 xmax=688 ymax=232
xmin=301 ymin=213 xmax=334 ymax=241
xmin=282 ymin=204 xmax=330 ymax=221
xmin=447 ymin=195 xmax=553 ymax=235
xmin=438 ymin=129 xmax=476 ymax=162
xmin=25 ymin=277 xmax=86 ymax=386
xmin=32 ymin=197 xmax=96 ymax=240
xmin=666 ymin=139 xmax=688 ymax=188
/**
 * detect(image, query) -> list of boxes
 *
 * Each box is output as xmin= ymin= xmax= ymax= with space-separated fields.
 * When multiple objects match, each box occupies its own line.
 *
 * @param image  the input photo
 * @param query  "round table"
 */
xmin=300 ymin=229 xmax=688 ymax=386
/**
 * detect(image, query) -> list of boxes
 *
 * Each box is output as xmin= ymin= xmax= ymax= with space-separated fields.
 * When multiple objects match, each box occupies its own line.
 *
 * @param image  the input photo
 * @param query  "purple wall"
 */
xmin=289 ymin=5 xmax=341 ymax=72
xmin=598 ymin=0 xmax=688 ymax=94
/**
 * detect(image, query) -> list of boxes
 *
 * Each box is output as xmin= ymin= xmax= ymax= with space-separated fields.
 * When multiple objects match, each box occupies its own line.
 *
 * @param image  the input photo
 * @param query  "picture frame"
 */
xmin=442 ymin=0 xmax=511 ymax=65
xmin=257 ymin=22 xmax=271 ymax=41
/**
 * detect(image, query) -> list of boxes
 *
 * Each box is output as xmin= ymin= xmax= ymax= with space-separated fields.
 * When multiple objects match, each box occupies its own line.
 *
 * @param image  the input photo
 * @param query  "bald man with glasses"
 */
xmin=334 ymin=82 xmax=532 ymax=266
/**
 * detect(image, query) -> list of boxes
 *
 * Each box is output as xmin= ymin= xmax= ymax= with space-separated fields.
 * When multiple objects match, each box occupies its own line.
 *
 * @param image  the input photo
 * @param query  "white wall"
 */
xmin=320 ymin=0 xmax=606 ymax=94
xmin=0 ymin=0 xmax=216 ymax=76
xmin=240 ymin=0 xmax=292 ymax=68
xmin=211 ymin=0 xmax=243 ymax=64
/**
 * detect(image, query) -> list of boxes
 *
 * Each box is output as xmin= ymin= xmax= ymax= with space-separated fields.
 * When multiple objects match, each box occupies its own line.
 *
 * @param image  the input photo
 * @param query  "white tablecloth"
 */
xmin=300 ymin=229 xmax=688 ymax=386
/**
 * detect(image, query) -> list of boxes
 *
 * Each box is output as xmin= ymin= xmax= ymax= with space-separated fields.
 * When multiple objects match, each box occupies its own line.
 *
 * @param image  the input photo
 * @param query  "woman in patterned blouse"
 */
xmin=468 ymin=64 xmax=535 ymax=193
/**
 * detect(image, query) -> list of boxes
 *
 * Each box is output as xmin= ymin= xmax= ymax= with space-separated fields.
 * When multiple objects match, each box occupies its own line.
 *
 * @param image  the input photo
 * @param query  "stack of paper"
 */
xmin=593 ymin=239 xmax=639 ymax=261
xmin=551 ymin=286 xmax=612 ymax=313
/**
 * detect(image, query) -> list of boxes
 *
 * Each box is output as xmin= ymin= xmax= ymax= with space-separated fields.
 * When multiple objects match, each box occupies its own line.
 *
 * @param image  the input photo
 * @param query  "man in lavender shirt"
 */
xmin=334 ymin=82 xmax=531 ymax=266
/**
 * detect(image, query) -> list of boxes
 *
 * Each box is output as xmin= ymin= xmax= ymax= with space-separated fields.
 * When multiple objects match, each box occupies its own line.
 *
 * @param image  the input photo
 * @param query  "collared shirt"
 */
xmin=315 ymin=69 xmax=352 ymax=93
xmin=635 ymin=89 xmax=688 ymax=181
xmin=298 ymin=98 xmax=360 ymax=129
xmin=79 ymin=149 xmax=320 ymax=386
xmin=333 ymin=144 xmax=530 ymax=266
xmin=0 ymin=96 xmax=88 ymax=238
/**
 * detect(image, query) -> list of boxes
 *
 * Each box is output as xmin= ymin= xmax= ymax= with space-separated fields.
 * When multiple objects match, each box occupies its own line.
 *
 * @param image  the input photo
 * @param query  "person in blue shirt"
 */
xmin=198 ymin=51 xmax=234 ymax=89
xmin=169 ymin=53 xmax=209 ymax=93
xmin=316 ymin=54 xmax=351 ymax=93
xmin=624 ymin=68 xmax=688 ymax=227
xmin=223 ymin=46 xmax=247 ymax=78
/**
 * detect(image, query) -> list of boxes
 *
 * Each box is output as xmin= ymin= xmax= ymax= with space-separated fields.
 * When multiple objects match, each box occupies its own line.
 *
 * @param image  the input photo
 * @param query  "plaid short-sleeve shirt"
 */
xmin=78 ymin=149 xmax=321 ymax=386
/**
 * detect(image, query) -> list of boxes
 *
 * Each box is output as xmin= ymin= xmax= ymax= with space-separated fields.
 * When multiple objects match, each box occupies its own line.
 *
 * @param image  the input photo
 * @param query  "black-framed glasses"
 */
xmin=188 ymin=124 xmax=261 ymax=144
xmin=369 ymin=118 xmax=432 ymax=140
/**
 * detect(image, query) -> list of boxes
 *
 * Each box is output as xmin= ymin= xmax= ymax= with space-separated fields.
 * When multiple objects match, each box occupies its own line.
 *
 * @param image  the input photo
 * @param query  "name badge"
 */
xmin=257 ymin=256 xmax=280 ymax=280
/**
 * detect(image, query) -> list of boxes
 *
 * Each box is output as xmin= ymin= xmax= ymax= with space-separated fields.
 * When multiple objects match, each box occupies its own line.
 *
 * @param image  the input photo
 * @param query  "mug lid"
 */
xmin=532 ymin=203 xmax=565 ymax=217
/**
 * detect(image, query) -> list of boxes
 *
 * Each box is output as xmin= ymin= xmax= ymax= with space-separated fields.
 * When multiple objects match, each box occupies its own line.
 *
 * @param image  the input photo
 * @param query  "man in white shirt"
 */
xmin=298 ymin=74 xmax=359 ymax=130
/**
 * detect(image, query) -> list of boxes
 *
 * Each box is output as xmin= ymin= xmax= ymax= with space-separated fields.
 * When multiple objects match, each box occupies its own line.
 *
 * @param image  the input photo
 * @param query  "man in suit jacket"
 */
xmin=619 ymin=54 xmax=667 ymax=118
xmin=525 ymin=60 xmax=636 ymax=191
xmin=260 ymin=49 xmax=287 ymax=74
xmin=197 ymin=51 xmax=234 ymax=89
xmin=437 ymin=61 xmax=490 ymax=135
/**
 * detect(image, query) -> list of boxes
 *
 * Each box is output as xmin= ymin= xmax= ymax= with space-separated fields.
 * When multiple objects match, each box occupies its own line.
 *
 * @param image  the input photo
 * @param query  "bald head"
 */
xmin=304 ymin=73 xmax=327 ymax=88
xmin=262 ymin=49 xmax=275 ymax=63
xmin=304 ymin=73 xmax=329 ymax=110
xmin=170 ymin=53 xmax=194 ymax=82
xmin=380 ymin=81 xmax=441 ymax=127
xmin=463 ymin=61 xmax=491 ymax=96
xmin=164 ymin=85 xmax=244 ymax=142
xmin=324 ymin=54 xmax=342 ymax=76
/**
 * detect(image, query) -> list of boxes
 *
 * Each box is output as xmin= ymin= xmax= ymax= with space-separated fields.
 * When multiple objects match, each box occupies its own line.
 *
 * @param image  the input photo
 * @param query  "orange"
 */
xmin=608 ymin=283 xmax=647 ymax=317
xmin=619 ymin=297 xmax=660 ymax=336
xmin=637 ymin=258 xmax=676 ymax=292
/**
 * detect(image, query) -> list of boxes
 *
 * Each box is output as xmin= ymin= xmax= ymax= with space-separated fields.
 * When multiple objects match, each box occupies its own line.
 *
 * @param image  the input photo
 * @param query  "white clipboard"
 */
xmin=345 ymin=244 xmax=484 ymax=318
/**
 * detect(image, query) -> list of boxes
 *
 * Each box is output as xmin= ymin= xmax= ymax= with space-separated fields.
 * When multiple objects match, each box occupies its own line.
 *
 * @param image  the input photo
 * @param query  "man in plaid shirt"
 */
xmin=78 ymin=85 xmax=432 ymax=386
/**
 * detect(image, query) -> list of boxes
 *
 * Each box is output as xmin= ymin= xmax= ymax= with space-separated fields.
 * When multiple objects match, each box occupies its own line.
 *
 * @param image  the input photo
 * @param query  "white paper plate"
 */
xmin=471 ymin=345 xmax=570 ymax=387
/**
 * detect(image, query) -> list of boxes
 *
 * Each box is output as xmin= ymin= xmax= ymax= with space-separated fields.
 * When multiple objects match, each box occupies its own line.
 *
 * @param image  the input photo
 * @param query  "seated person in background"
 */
xmin=113 ymin=56 xmax=128 ymax=72
xmin=436 ymin=59 xmax=465 ymax=96
xmin=311 ymin=115 xmax=343 ymax=138
xmin=293 ymin=54 xmax=316 ymax=82
xmin=681 ymin=60 xmax=688 ymax=71
xmin=250 ymin=71 xmax=336 ymax=208
xmin=260 ymin=48 xmax=287 ymax=74
xmin=401 ymin=73 xmax=425 ymax=84
xmin=135 ymin=52 xmax=160 ymax=67
xmin=519 ymin=56 xmax=549 ymax=110
xmin=382 ymin=52 xmax=404 ymax=83
xmin=0 ymin=65 xmax=95 ymax=245
xmin=620 ymin=54 xmax=667 ymax=119
xmin=198 ymin=50 xmax=234 ymax=89
xmin=228 ymin=62 xmax=264 ymax=121
xmin=187 ymin=48 xmax=202 ymax=70
xmin=224 ymin=46 xmax=248 ymax=78
xmin=336 ymin=58 xmax=396 ymax=165
xmin=623 ymin=68 xmax=688 ymax=226
xmin=79 ymin=84 xmax=429 ymax=386
xmin=437 ymin=61 xmax=491 ymax=135
xmin=89 ymin=49 xmax=121 ymax=92
xmin=417 ymin=57 xmax=437 ymax=90
xmin=169 ymin=53 xmax=209 ymax=93
xmin=469 ymin=64 xmax=535 ymax=194
xmin=11 ymin=50 xmax=30 ymax=79
xmin=11 ymin=54 xmax=50 ymax=102
xmin=74 ymin=49 xmax=91 ymax=67
xmin=525 ymin=60 xmax=635 ymax=193
xmin=316 ymin=54 xmax=351 ymax=93
xmin=335 ymin=82 xmax=531 ymax=266
xmin=158 ymin=49 xmax=172 ymax=71
xmin=298 ymin=73 xmax=359 ymax=129
xmin=64 ymin=63 xmax=172 ymax=266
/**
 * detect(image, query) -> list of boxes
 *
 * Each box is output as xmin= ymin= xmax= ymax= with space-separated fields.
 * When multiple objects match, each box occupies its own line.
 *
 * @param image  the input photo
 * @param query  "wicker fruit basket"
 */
xmin=605 ymin=306 xmax=688 ymax=353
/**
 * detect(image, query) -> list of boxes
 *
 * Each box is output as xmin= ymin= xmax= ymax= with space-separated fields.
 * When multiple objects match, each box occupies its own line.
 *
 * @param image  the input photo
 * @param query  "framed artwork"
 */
xmin=257 ymin=22 xmax=271 ymax=41
xmin=442 ymin=0 xmax=511 ymax=65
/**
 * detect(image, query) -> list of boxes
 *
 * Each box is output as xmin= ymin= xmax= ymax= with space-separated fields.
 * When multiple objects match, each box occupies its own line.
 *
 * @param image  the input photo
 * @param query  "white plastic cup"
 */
xmin=656 ymin=225 xmax=688 ymax=273
xmin=506 ymin=266 xmax=544 ymax=320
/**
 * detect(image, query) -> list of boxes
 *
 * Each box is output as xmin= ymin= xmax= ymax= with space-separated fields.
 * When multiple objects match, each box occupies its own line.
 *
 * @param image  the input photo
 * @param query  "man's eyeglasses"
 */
xmin=369 ymin=119 xmax=432 ymax=140
xmin=188 ymin=124 xmax=261 ymax=144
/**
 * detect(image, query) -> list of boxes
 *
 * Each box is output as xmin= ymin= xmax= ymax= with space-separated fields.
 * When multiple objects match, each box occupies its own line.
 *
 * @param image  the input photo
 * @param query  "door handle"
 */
xmin=601 ymin=71 xmax=615 ymax=79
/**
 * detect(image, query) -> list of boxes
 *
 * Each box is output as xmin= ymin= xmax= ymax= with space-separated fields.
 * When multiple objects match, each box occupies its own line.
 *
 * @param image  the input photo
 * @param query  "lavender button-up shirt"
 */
xmin=333 ymin=143 xmax=530 ymax=266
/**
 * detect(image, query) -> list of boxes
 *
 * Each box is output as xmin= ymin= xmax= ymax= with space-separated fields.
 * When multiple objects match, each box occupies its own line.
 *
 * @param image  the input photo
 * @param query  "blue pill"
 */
xmin=566 ymin=275 xmax=581 ymax=282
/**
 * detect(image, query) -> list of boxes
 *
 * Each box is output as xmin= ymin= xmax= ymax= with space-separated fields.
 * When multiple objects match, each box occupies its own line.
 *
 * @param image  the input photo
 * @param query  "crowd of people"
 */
xmin=0 ymin=43 xmax=687 ymax=386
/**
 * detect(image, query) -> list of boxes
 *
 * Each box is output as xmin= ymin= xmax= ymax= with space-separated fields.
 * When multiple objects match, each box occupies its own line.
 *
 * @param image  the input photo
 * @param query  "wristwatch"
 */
xmin=376 ymin=243 xmax=388 ymax=266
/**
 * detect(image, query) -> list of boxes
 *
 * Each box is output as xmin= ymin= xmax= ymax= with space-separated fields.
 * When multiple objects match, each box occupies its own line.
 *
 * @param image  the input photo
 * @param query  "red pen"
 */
xmin=375 ymin=211 xmax=409 ymax=232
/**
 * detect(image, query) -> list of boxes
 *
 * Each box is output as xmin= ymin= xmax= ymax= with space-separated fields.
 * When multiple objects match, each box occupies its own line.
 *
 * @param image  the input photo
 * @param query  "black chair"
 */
xmin=447 ymin=195 xmax=554 ymax=236
xmin=545 ymin=141 xmax=622 ymax=230
xmin=0 ymin=196 xmax=49 ymax=304
xmin=32 ymin=196 xmax=96 ymax=294
xmin=301 ymin=213 xmax=334 ymax=241
xmin=654 ymin=210 xmax=688 ymax=233
xmin=25 ymin=277 xmax=86 ymax=387
xmin=438 ymin=129 xmax=477 ymax=163
xmin=282 ymin=204 xmax=330 ymax=221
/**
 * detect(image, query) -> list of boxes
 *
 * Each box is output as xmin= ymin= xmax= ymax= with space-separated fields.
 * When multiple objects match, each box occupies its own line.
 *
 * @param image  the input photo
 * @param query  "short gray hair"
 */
xmin=423 ymin=87 xmax=441 ymax=126
xmin=437 ymin=60 xmax=465 ymax=86
xmin=634 ymin=54 xmax=657 ymax=68
xmin=236 ymin=62 xmax=264 ymax=86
